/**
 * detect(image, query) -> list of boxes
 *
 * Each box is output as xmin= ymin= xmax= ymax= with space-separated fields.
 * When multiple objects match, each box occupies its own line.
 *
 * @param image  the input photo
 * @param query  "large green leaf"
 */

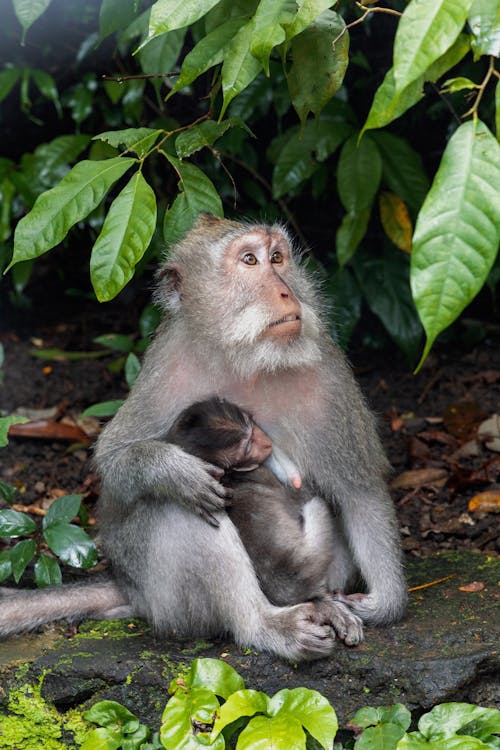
xmin=13 ymin=0 xmax=52 ymax=41
xmin=184 ymin=658 xmax=246 ymax=699
xmin=10 ymin=539 xmax=36 ymax=583
xmin=34 ymin=554 xmax=62 ymax=587
xmin=43 ymin=494 xmax=83 ymax=528
xmin=145 ymin=0 xmax=221 ymax=43
xmin=10 ymin=157 xmax=137 ymax=268
xmin=328 ymin=268 xmax=362 ymax=349
xmin=175 ymin=119 xmax=251 ymax=158
xmin=90 ymin=171 xmax=157 ymax=301
xmin=393 ymin=0 xmax=473 ymax=93
xmin=162 ymin=154 xmax=223 ymax=245
xmin=284 ymin=0 xmax=334 ymax=39
xmin=372 ymin=132 xmax=429 ymax=218
xmin=160 ymin=687 xmax=224 ymax=750
xmin=99 ymin=0 xmax=137 ymax=39
xmin=166 ymin=19 xmax=247 ymax=100
xmin=250 ymin=0 xmax=296 ymax=75
xmin=0 ymin=550 xmax=12 ymax=583
xmin=0 ymin=68 xmax=21 ymax=103
xmin=212 ymin=690 xmax=268 ymax=735
xmin=418 ymin=702 xmax=500 ymax=742
xmin=336 ymin=134 xmax=382 ymax=266
xmin=139 ymin=28 xmax=186 ymax=93
xmin=286 ymin=10 xmax=349 ymax=125
xmin=30 ymin=69 xmax=61 ymax=115
xmin=411 ymin=120 xmax=500 ymax=369
xmin=362 ymin=34 xmax=470 ymax=134
xmin=469 ymin=0 xmax=500 ymax=58
xmin=93 ymin=129 xmax=162 ymax=158
xmin=268 ymin=688 xmax=338 ymax=750
xmin=237 ymin=714 xmax=305 ymax=750
xmin=44 ymin=522 xmax=98 ymax=568
xmin=220 ymin=20 xmax=262 ymax=119
xmin=0 ymin=508 xmax=38 ymax=537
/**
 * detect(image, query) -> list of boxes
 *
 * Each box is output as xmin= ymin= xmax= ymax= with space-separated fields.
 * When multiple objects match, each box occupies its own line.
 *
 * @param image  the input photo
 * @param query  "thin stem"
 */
xmin=462 ymin=56 xmax=497 ymax=119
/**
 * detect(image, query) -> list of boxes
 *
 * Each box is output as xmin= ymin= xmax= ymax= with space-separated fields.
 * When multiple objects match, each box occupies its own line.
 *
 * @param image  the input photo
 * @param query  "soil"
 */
xmin=0 ymin=269 xmax=499 ymax=572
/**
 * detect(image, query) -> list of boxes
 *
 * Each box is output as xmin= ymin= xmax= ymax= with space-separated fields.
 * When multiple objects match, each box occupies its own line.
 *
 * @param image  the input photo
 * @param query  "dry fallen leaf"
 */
xmin=478 ymin=414 xmax=500 ymax=453
xmin=390 ymin=468 xmax=448 ymax=490
xmin=468 ymin=490 xmax=500 ymax=514
xmin=458 ymin=581 xmax=485 ymax=593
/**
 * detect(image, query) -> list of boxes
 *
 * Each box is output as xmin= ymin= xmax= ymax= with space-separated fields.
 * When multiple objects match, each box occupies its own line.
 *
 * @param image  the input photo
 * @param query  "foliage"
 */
xmin=0 ymin=492 xmax=97 ymax=587
xmin=80 ymin=658 xmax=500 ymax=749
xmin=0 ymin=0 xmax=499 ymax=364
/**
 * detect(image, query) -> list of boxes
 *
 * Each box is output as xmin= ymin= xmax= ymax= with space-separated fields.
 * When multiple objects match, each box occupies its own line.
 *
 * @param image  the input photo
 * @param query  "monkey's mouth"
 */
xmin=267 ymin=314 xmax=301 ymax=329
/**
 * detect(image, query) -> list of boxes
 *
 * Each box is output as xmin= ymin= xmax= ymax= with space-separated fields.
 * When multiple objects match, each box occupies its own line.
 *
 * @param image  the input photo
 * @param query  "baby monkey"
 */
xmin=168 ymin=398 xmax=360 ymax=642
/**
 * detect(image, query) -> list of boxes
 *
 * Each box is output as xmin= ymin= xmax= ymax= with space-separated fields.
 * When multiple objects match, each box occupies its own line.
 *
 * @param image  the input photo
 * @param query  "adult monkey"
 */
xmin=93 ymin=214 xmax=407 ymax=661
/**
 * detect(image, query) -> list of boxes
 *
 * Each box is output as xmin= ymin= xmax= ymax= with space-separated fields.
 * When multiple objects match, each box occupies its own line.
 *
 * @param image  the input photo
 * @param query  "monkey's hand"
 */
xmin=332 ymin=590 xmax=407 ymax=626
xmin=162 ymin=445 xmax=231 ymax=527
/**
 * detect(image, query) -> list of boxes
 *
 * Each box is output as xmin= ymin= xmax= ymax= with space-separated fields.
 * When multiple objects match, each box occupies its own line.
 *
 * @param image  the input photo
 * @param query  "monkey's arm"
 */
xmin=95 ymin=438 xmax=229 ymax=526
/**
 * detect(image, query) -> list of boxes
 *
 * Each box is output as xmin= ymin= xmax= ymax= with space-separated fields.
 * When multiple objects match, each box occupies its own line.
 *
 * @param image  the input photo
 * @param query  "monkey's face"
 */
xmin=221 ymin=230 xmax=302 ymax=344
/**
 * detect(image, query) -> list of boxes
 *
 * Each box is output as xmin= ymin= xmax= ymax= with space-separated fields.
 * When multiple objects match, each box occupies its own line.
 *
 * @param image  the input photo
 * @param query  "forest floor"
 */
xmin=0 ymin=272 xmax=499 ymax=575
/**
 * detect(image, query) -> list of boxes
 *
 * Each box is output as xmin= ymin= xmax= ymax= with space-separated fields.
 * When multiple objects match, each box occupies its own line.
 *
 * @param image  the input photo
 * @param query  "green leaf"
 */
xmin=393 ymin=0 xmax=473 ymax=93
xmin=30 ymin=69 xmax=61 ymax=115
xmin=272 ymin=118 xmax=353 ymax=198
xmin=90 ymin=171 xmax=157 ymax=301
xmin=355 ymin=723 xmax=406 ymax=750
xmin=0 ymin=480 xmax=17 ymax=505
xmin=10 ymin=157 xmax=137 ymax=269
xmin=13 ymin=0 xmax=52 ymax=41
xmin=355 ymin=249 xmax=423 ymax=362
xmin=469 ymin=0 xmax=500 ymax=59
xmin=371 ymin=132 xmax=429 ymax=218
xmin=284 ymin=0 xmax=334 ymax=39
xmin=10 ymin=539 xmax=36 ymax=583
xmin=30 ymin=348 xmax=107 ymax=361
xmin=336 ymin=134 xmax=382 ymax=266
xmin=125 ymin=352 xmax=141 ymax=387
xmin=398 ymin=734 xmax=491 ymax=749
xmin=81 ymin=400 xmax=124 ymax=417
xmin=80 ymin=727 xmax=122 ymax=750
xmin=43 ymin=494 xmax=83 ymax=528
xmin=19 ymin=134 xmax=91 ymax=195
xmin=0 ymin=68 xmax=21 ymax=103
xmin=362 ymin=34 xmax=470 ymax=134
xmin=328 ymin=268 xmax=362 ymax=349
xmin=85 ymin=700 xmax=140 ymax=731
xmin=167 ymin=19 xmax=246 ymax=100
xmin=268 ymin=688 xmax=338 ymax=750
xmin=145 ymin=0 xmax=221 ymax=43
xmin=212 ymin=690 xmax=268 ymax=734
xmin=418 ymin=703 xmax=500 ymax=742
xmin=93 ymin=129 xmax=162 ymax=158
xmin=139 ymin=29 xmax=186 ymax=88
xmin=220 ymin=20 xmax=262 ymax=119
xmin=100 ymin=0 xmax=137 ymax=38
xmin=440 ymin=76 xmax=480 ymax=93
xmin=44 ymin=522 xmax=98 ymax=569
xmin=0 ymin=509 xmax=38 ymax=537
xmin=162 ymin=154 xmax=223 ymax=245
xmin=34 ymin=554 xmax=62 ymax=587
xmin=160 ymin=687 xmax=224 ymax=750
xmin=0 ymin=415 xmax=28 ymax=447
xmin=183 ymin=657 xmax=246 ymax=698
xmin=250 ymin=0 xmax=296 ymax=76
xmin=175 ymin=119 xmax=251 ymax=159
xmin=139 ymin=303 xmax=161 ymax=338
xmin=0 ymin=550 xmax=12 ymax=583
xmin=411 ymin=120 xmax=500 ymax=369
xmin=287 ymin=10 xmax=349 ymax=125
xmin=237 ymin=714 xmax=305 ymax=750
xmin=94 ymin=333 xmax=135 ymax=353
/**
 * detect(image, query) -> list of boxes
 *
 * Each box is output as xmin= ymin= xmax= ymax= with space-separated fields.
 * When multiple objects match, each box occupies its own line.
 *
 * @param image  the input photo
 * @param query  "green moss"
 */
xmin=76 ymin=618 xmax=149 ymax=639
xmin=180 ymin=640 xmax=213 ymax=655
xmin=0 ymin=677 xmax=91 ymax=750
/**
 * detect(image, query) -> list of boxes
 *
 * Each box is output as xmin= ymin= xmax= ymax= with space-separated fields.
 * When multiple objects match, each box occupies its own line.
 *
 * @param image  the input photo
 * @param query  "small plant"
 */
xmin=0 ymin=487 xmax=97 ymax=587
xmin=80 ymin=659 xmax=500 ymax=750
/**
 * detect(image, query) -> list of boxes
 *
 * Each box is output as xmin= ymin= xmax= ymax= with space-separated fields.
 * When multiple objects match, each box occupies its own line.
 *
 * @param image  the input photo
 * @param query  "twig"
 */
xmin=408 ymin=574 xmax=455 ymax=592
xmin=333 ymin=2 xmax=401 ymax=45
xmin=102 ymin=72 xmax=179 ymax=82
xmin=462 ymin=56 xmax=497 ymax=119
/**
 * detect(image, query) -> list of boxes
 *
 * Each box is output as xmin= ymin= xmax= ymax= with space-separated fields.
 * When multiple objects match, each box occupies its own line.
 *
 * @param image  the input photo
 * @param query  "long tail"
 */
xmin=0 ymin=579 xmax=132 ymax=638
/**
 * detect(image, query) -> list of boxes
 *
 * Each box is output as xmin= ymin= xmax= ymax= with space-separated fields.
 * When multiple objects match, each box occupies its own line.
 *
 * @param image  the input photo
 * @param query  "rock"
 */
xmin=0 ymin=552 xmax=498 ymax=737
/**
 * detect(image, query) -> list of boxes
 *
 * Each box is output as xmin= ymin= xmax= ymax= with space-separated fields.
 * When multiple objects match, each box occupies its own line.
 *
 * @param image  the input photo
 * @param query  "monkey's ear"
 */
xmin=156 ymin=263 xmax=183 ymax=309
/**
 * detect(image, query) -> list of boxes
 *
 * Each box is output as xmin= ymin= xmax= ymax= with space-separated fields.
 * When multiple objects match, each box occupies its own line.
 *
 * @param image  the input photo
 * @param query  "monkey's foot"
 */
xmin=267 ymin=602 xmax=336 ymax=661
xmin=333 ymin=589 xmax=407 ymax=626
xmin=316 ymin=595 xmax=363 ymax=646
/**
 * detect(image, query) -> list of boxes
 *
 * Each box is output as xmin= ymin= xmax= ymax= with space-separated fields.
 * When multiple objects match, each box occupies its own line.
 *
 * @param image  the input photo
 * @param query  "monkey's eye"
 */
xmin=242 ymin=253 xmax=258 ymax=265
xmin=271 ymin=250 xmax=284 ymax=264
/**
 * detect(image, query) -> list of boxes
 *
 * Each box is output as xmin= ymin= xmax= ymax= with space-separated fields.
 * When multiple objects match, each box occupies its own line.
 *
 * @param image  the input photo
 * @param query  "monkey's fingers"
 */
xmin=198 ymin=508 xmax=220 ymax=528
xmin=206 ymin=464 xmax=224 ymax=480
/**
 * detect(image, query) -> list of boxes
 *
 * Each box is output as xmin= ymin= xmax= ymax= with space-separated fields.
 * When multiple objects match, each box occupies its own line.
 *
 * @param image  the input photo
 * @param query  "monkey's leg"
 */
xmin=140 ymin=507 xmax=336 ymax=662
xmin=0 ymin=580 xmax=129 ymax=638
xmin=335 ymin=489 xmax=407 ymax=625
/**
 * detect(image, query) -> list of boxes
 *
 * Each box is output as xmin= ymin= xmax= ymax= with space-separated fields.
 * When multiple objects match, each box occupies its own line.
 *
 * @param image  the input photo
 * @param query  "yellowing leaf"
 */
xmin=379 ymin=192 xmax=413 ymax=253
xmin=468 ymin=490 xmax=500 ymax=514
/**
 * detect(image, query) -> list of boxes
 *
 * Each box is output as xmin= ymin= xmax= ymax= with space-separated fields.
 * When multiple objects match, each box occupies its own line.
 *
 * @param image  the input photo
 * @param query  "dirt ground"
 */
xmin=0 ymin=270 xmax=499 ymax=574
